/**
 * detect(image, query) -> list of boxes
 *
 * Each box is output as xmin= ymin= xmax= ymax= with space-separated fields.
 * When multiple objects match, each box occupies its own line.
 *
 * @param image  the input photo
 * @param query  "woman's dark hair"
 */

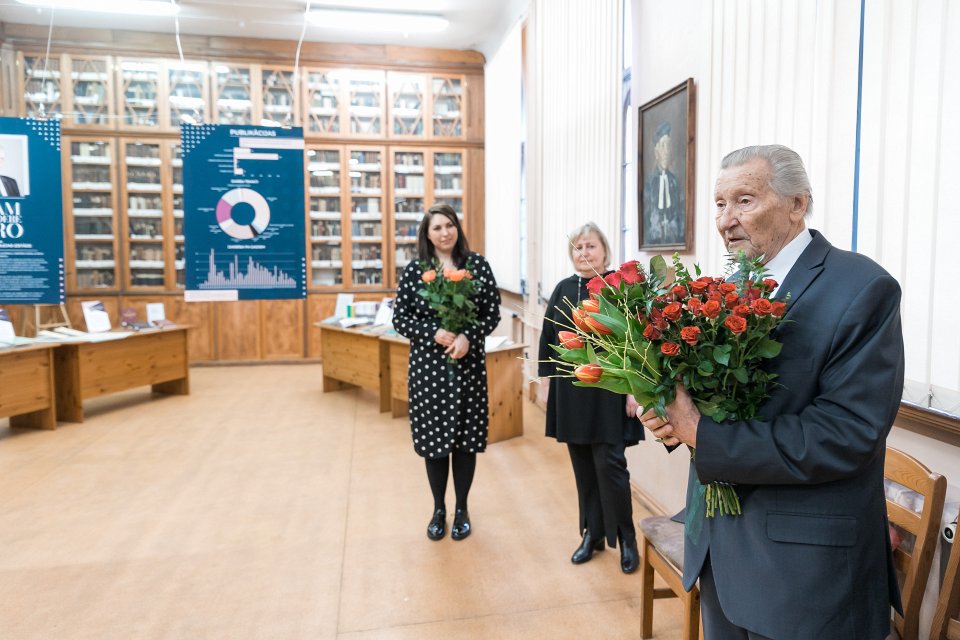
xmin=416 ymin=204 xmax=471 ymax=267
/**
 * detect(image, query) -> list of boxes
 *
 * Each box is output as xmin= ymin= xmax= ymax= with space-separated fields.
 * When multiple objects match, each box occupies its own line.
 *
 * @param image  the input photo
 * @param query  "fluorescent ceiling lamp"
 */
xmin=307 ymin=9 xmax=448 ymax=33
xmin=16 ymin=0 xmax=180 ymax=16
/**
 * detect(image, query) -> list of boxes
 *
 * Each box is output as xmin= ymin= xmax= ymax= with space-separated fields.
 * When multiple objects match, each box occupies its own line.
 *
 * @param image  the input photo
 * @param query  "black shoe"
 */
xmin=427 ymin=508 xmax=446 ymax=540
xmin=451 ymin=509 xmax=471 ymax=540
xmin=571 ymin=530 xmax=605 ymax=564
xmin=620 ymin=537 xmax=639 ymax=574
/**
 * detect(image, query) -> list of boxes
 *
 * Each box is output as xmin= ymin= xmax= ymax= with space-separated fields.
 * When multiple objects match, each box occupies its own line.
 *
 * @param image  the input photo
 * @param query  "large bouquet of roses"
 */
xmin=418 ymin=258 xmax=478 ymax=365
xmin=546 ymin=253 xmax=788 ymax=516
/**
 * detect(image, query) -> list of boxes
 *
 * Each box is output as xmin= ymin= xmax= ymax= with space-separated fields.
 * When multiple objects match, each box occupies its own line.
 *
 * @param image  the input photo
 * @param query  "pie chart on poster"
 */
xmin=215 ymin=188 xmax=270 ymax=239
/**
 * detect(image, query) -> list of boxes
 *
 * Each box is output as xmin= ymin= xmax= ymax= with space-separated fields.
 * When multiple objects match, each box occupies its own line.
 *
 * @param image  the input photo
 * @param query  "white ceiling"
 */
xmin=0 ymin=0 xmax=527 ymax=59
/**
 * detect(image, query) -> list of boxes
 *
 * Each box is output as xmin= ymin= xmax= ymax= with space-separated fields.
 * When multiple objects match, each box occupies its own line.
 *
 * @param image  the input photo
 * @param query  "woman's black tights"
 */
xmin=425 ymin=451 xmax=477 ymax=511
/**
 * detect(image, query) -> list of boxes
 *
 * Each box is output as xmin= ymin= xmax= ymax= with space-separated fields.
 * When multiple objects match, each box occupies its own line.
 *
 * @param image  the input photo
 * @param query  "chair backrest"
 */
xmin=885 ymin=447 xmax=947 ymax=640
xmin=931 ymin=532 xmax=960 ymax=640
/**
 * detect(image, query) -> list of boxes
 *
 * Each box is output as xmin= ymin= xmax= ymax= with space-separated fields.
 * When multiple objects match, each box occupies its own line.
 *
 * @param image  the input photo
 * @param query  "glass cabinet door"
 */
xmin=118 ymin=59 xmax=161 ymax=129
xmin=348 ymin=148 xmax=384 ymax=286
xmin=392 ymin=149 xmax=426 ymax=283
xmin=304 ymin=69 xmax=341 ymax=135
xmin=431 ymin=76 xmax=464 ymax=138
xmin=432 ymin=150 xmax=464 ymax=224
xmin=123 ymin=141 xmax=166 ymax=288
xmin=214 ymin=63 xmax=255 ymax=125
xmin=261 ymin=66 xmax=298 ymax=126
xmin=388 ymin=73 xmax=425 ymax=138
xmin=307 ymin=146 xmax=344 ymax=287
xmin=347 ymin=70 xmax=384 ymax=136
xmin=169 ymin=142 xmax=185 ymax=288
xmin=67 ymin=55 xmax=113 ymax=128
xmin=68 ymin=139 xmax=117 ymax=290
xmin=19 ymin=53 xmax=62 ymax=119
xmin=166 ymin=61 xmax=208 ymax=129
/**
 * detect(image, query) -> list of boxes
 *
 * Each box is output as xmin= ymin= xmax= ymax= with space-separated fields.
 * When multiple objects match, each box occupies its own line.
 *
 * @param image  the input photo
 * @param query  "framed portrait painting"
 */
xmin=637 ymin=78 xmax=695 ymax=251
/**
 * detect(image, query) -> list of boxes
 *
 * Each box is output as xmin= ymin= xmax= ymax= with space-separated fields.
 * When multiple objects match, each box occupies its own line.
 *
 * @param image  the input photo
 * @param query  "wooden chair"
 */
xmin=638 ymin=515 xmax=701 ymax=640
xmin=930 ymin=531 xmax=960 ymax=640
xmin=886 ymin=447 xmax=947 ymax=640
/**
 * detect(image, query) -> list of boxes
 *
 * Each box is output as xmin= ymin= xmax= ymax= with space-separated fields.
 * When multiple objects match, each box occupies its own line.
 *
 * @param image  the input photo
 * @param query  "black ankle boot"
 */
xmin=619 ymin=536 xmax=639 ymax=574
xmin=427 ymin=508 xmax=446 ymax=540
xmin=451 ymin=509 xmax=471 ymax=540
xmin=571 ymin=530 xmax=605 ymax=564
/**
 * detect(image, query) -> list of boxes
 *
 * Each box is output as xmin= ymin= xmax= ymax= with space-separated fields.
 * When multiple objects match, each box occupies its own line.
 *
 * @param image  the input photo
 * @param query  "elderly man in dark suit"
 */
xmin=641 ymin=144 xmax=904 ymax=639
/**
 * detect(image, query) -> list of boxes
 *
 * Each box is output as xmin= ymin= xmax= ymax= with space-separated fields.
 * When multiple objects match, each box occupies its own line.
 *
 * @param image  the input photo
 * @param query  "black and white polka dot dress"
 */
xmin=393 ymin=253 xmax=501 ymax=459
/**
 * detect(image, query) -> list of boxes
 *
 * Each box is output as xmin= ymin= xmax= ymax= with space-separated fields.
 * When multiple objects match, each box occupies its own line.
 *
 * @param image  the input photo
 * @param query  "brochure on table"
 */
xmin=81 ymin=300 xmax=112 ymax=333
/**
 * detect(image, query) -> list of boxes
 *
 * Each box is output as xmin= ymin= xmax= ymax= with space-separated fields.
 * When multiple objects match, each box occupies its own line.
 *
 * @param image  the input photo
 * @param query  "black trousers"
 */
xmin=567 ymin=441 xmax=635 ymax=548
xmin=699 ymin=554 xmax=774 ymax=640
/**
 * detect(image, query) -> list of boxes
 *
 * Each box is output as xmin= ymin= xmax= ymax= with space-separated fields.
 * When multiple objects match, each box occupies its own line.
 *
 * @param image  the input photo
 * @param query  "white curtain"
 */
xmin=484 ymin=18 xmax=524 ymax=293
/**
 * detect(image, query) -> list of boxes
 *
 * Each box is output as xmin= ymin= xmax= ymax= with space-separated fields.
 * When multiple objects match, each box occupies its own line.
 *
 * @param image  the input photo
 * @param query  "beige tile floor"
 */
xmin=0 ymin=365 xmax=684 ymax=639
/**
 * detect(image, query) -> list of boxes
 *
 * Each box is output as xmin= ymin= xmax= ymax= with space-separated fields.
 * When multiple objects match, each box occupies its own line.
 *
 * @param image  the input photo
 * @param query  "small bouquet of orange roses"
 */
xmin=546 ymin=252 xmax=788 ymax=517
xmin=418 ymin=258 xmax=478 ymax=365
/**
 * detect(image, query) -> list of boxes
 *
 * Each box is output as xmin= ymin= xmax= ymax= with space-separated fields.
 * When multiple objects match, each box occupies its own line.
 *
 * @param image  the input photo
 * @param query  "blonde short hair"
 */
xmin=567 ymin=222 xmax=611 ymax=270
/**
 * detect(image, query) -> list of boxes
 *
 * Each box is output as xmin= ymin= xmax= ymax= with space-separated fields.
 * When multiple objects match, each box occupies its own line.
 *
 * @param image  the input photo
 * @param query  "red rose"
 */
xmin=734 ymin=304 xmax=751 ymax=317
xmin=663 ymin=302 xmax=683 ymax=321
xmin=702 ymin=300 xmax=722 ymax=319
xmin=574 ymin=363 xmax=603 ymax=383
xmin=686 ymin=298 xmax=703 ymax=315
xmin=680 ymin=326 xmax=701 ymax=345
xmin=706 ymin=291 xmax=723 ymax=303
xmin=751 ymin=298 xmax=774 ymax=316
xmin=619 ymin=260 xmax=646 ymax=284
xmin=771 ymin=301 xmax=787 ymax=317
xmin=421 ymin=269 xmax=437 ymax=283
xmin=660 ymin=342 xmax=681 ymax=357
xmin=690 ymin=280 xmax=709 ymax=295
xmin=557 ymin=330 xmax=584 ymax=350
xmin=746 ymin=287 xmax=762 ymax=301
xmin=604 ymin=271 xmax=623 ymax=288
xmin=586 ymin=275 xmax=606 ymax=296
xmin=761 ymin=278 xmax=779 ymax=290
xmin=724 ymin=292 xmax=740 ymax=308
xmin=724 ymin=315 xmax=748 ymax=334
xmin=719 ymin=282 xmax=737 ymax=294
xmin=649 ymin=307 xmax=669 ymax=329
xmin=671 ymin=285 xmax=687 ymax=299
xmin=581 ymin=298 xmax=600 ymax=313
xmin=642 ymin=323 xmax=662 ymax=340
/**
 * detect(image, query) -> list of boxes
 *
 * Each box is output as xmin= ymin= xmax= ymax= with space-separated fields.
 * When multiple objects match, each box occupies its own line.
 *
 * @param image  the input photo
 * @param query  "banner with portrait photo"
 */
xmin=181 ymin=124 xmax=306 ymax=301
xmin=0 ymin=117 xmax=65 ymax=304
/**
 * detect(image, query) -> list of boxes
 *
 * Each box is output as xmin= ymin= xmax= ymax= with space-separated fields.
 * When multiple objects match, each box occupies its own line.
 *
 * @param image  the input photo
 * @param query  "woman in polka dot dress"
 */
xmin=393 ymin=204 xmax=501 ymax=542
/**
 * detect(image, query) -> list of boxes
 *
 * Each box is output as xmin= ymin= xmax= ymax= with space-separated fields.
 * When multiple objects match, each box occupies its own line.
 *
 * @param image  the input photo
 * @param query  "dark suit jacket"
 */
xmin=683 ymin=230 xmax=904 ymax=639
xmin=1 ymin=175 xmax=20 ymax=197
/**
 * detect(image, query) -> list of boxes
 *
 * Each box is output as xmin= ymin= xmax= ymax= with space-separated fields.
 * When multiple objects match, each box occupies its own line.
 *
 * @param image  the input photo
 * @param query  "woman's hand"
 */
xmin=625 ymin=394 xmax=640 ymax=418
xmin=538 ymin=378 xmax=550 ymax=405
xmin=445 ymin=333 xmax=470 ymax=359
xmin=434 ymin=328 xmax=457 ymax=346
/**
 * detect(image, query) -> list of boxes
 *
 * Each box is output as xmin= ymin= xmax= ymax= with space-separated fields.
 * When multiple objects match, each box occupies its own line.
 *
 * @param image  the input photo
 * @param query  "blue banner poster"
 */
xmin=0 ymin=117 xmax=65 ymax=305
xmin=181 ymin=124 xmax=306 ymax=301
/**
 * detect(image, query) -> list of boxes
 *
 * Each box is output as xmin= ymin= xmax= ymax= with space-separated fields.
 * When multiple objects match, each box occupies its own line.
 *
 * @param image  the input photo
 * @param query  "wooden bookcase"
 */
xmin=8 ymin=27 xmax=484 ymax=363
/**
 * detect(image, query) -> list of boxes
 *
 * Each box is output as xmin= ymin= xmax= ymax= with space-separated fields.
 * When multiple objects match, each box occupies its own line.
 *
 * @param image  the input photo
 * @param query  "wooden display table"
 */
xmin=0 ymin=343 xmax=58 ymax=430
xmin=317 ymin=323 xmax=391 ymax=413
xmin=53 ymin=326 xmax=191 ymax=423
xmin=380 ymin=335 xmax=526 ymax=444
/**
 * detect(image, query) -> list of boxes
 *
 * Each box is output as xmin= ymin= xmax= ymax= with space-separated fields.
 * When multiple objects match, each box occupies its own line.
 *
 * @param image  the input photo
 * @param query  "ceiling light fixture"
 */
xmin=306 ymin=8 xmax=448 ymax=34
xmin=15 ymin=0 xmax=180 ymax=16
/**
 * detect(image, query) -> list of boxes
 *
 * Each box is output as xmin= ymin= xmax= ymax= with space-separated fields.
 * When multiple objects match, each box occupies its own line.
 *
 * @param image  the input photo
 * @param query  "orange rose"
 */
xmin=448 ymin=269 xmax=467 ymax=282
xmin=663 ymin=302 xmax=683 ymax=321
xmin=642 ymin=323 xmax=661 ymax=340
xmin=751 ymin=298 xmax=773 ymax=316
xmin=771 ymin=301 xmax=787 ymax=317
xmin=574 ymin=363 xmax=603 ymax=384
xmin=719 ymin=282 xmax=737 ymax=295
xmin=660 ymin=342 xmax=681 ymax=357
xmin=421 ymin=269 xmax=437 ymax=283
xmin=557 ymin=330 xmax=584 ymax=350
xmin=724 ymin=315 xmax=748 ymax=334
xmin=702 ymin=300 xmax=722 ymax=319
xmin=442 ymin=267 xmax=455 ymax=279
xmin=680 ymin=326 xmax=701 ymax=345
xmin=686 ymin=298 xmax=703 ymax=315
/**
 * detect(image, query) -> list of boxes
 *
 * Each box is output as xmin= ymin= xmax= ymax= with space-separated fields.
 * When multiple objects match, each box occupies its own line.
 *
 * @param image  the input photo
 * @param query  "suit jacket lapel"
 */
xmin=774 ymin=230 xmax=829 ymax=322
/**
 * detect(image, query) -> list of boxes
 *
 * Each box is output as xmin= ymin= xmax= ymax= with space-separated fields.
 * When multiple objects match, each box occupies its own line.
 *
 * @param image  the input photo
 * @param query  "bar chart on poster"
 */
xmin=181 ymin=124 xmax=306 ymax=301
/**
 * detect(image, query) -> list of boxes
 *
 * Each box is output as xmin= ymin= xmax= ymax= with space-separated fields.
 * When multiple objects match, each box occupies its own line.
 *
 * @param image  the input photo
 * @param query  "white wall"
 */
xmin=627 ymin=0 xmax=959 ymax=514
